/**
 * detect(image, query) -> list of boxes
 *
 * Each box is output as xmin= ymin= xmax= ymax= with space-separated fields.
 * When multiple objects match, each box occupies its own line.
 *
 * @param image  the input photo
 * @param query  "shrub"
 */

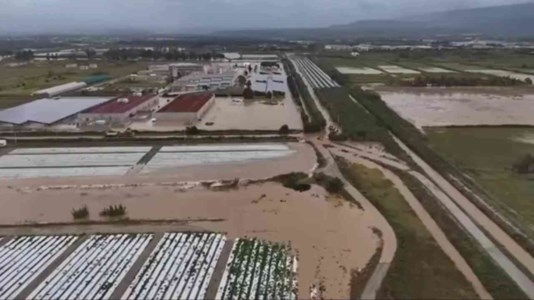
xmin=271 ymin=172 xmax=311 ymax=192
xmin=313 ymin=172 xmax=344 ymax=193
xmin=185 ymin=126 xmax=199 ymax=135
xmin=100 ymin=204 xmax=127 ymax=218
xmin=513 ymin=154 xmax=534 ymax=174
xmin=279 ymin=124 xmax=290 ymax=135
xmin=71 ymin=206 xmax=89 ymax=220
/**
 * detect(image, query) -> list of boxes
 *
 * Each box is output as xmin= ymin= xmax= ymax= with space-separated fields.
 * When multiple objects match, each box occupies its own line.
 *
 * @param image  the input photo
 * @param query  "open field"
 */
xmin=465 ymin=69 xmax=534 ymax=82
xmin=378 ymin=65 xmax=420 ymax=74
xmin=0 ymin=60 xmax=148 ymax=106
xmin=426 ymin=126 xmax=534 ymax=232
xmin=336 ymin=67 xmax=383 ymax=75
xmin=336 ymin=158 xmax=480 ymax=299
xmin=376 ymin=87 xmax=534 ymax=129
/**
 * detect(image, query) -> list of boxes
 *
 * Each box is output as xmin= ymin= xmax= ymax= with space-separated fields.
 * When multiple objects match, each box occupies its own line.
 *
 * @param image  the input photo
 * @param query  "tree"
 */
xmin=525 ymin=77 xmax=533 ymax=85
xmin=237 ymin=75 xmax=247 ymax=86
xmin=243 ymin=87 xmax=254 ymax=99
xmin=85 ymin=49 xmax=96 ymax=59
xmin=266 ymin=91 xmax=273 ymax=99
xmin=513 ymin=154 xmax=534 ymax=174
xmin=279 ymin=124 xmax=289 ymax=135
xmin=185 ymin=126 xmax=200 ymax=135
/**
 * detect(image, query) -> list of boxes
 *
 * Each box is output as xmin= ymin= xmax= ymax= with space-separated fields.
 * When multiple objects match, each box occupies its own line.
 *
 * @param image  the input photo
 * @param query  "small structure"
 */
xmin=169 ymin=63 xmax=204 ymax=79
xmin=32 ymin=82 xmax=88 ymax=97
xmin=155 ymin=93 xmax=215 ymax=123
xmin=78 ymin=94 xmax=159 ymax=124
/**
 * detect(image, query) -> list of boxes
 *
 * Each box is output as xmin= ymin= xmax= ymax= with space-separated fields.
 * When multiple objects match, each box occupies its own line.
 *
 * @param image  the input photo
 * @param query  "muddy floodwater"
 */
xmin=0 ymin=181 xmax=378 ymax=299
xmin=377 ymin=87 xmax=534 ymax=129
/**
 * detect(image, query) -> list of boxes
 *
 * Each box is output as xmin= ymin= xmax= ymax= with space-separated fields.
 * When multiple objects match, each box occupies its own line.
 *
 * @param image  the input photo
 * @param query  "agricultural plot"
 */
xmin=336 ymin=67 xmax=383 ymax=75
xmin=29 ymin=234 xmax=152 ymax=300
xmin=0 ymin=235 xmax=78 ymax=299
xmin=290 ymin=56 xmax=338 ymax=89
xmin=216 ymin=238 xmax=297 ymax=300
xmin=464 ymin=69 xmax=534 ymax=83
xmin=418 ymin=67 xmax=456 ymax=73
xmin=123 ymin=233 xmax=226 ymax=300
xmin=0 ymin=147 xmax=150 ymax=179
xmin=143 ymin=144 xmax=294 ymax=170
xmin=378 ymin=65 xmax=420 ymax=74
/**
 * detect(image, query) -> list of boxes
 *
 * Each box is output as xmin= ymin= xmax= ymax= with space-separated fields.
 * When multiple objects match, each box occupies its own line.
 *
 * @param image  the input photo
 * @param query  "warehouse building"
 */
xmin=78 ymin=94 xmax=159 ymax=124
xmin=170 ymin=72 xmax=236 ymax=92
xmin=155 ymin=93 xmax=215 ymax=123
xmin=0 ymin=97 xmax=114 ymax=128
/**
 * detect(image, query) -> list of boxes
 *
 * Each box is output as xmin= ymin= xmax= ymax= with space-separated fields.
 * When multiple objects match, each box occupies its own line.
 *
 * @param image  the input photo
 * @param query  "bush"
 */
xmin=243 ymin=87 xmax=254 ymax=99
xmin=185 ymin=126 xmax=199 ymax=135
xmin=313 ymin=172 xmax=344 ymax=193
xmin=271 ymin=172 xmax=311 ymax=192
xmin=71 ymin=206 xmax=89 ymax=220
xmin=100 ymin=204 xmax=127 ymax=218
xmin=513 ymin=154 xmax=534 ymax=174
xmin=279 ymin=124 xmax=289 ymax=135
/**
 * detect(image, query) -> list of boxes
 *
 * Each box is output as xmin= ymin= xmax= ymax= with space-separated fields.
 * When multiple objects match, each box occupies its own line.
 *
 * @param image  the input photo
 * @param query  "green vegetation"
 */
xmin=270 ymin=172 xmax=311 ymax=192
xmin=100 ymin=204 xmax=127 ymax=218
xmin=350 ymin=88 xmax=534 ymax=254
xmin=388 ymin=167 xmax=528 ymax=299
xmin=313 ymin=87 xmax=412 ymax=165
xmin=402 ymin=74 xmax=526 ymax=87
xmin=0 ymin=60 xmax=147 ymax=104
xmin=313 ymin=172 xmax=344 ymax=193
xmin=426 ymin=127 xmax=534 ymax=233
xmin=513 ymin=153 xmax=534 ymax=174
xmin=282 ymin=58 xmax=326 ymax=132
xmin=336 ymin=158 xmax=479 ymax=299
xmin=71 ymin=206 xmax=89 ymax=220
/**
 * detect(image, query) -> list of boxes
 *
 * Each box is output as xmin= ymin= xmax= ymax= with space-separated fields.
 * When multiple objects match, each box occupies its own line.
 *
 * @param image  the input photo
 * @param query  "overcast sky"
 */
xmin=0 ymin=0 xmax=530 ymax=34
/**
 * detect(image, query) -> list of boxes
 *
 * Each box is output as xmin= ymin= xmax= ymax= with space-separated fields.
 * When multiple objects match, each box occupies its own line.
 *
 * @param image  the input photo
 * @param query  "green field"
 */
xmin=314 ymin=50 xmax=534 ymax=85
xmin=426 ymin=127 xmax=534 ymax=231
xmin=336 ymin=158 xmax=479 ymax=299
xmin=0 ymin=60 xmax=148 ymax=107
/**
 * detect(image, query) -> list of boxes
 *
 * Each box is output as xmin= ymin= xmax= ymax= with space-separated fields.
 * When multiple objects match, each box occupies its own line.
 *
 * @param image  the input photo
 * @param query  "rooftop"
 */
xmin=83 ymin=94 xmax=156 ymax=114
xmin=0 ymin=97 xmax=113 ymax=125
xmin=158 ymin=93 xmax=214 ymax=113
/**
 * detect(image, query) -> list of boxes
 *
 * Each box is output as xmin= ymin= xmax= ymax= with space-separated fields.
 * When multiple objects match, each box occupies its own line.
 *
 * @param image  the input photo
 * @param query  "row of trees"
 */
xmin=404 ymin=74 xmax=530 ymax=87
xmin=103 ymin=49 xmax=225 ymax=61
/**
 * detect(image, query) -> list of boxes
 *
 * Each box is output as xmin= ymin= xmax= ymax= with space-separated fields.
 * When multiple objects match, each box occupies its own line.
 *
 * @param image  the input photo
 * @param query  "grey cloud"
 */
xmin=0 ymin=0 xmax=530 ymax=34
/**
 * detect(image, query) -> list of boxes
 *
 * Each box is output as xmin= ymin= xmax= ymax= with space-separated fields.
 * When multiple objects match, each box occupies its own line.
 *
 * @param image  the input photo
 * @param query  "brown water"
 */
xmin=376 ymin=87 xmax=534 ymax=129
xmin=0 ymin=181 xmax=378 ymax=299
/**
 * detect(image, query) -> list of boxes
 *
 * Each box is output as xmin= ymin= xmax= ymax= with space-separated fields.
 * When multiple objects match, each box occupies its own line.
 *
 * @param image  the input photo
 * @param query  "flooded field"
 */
xmin=198 ymin=97 xmax=302 ymax=131
xmin=418 ymin=67 xmax=455 ymax=73
xmin=377 ymin=87 xmax=534 ymax=129
xmin=0 ymin=181 xmax=379 ymax=299
xmin=336 ymin=67 xmax=383 ymax=75
xmin=378 ymin=65 xmax=420 ymax=74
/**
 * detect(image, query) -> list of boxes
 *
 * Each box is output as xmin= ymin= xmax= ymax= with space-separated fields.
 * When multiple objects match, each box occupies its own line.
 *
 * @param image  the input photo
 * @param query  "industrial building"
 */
xmin=78 ymin=94 xmax=159 ymax=124
xmin=155 ymin=93 xmax=215 ymax=123
xmin=169 ymin=63 xmax=204 ymax=79
xmin=170 ymin=72 xmax=236 ymax=92
xmin=0 ymin=97 xmax=114 ymax=128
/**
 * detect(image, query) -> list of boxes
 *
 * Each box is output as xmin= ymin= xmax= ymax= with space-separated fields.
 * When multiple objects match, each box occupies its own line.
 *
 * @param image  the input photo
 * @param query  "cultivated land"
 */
xmin=0 ymin=60 xmax=147 ymax=106
xmin=426 ymin=126 xmax=534 ymax=235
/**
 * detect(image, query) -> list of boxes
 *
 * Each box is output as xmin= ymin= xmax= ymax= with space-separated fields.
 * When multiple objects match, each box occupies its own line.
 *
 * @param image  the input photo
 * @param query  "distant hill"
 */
xmin=216 ymin=2 xmax=534 ymax=39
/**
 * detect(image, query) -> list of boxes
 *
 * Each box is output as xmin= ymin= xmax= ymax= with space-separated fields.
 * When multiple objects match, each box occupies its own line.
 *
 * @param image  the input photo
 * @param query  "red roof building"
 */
xmin=157 ymin=93 xmax=214 ymax=113
xmin=155 ymin=93 xmax=215 ymax=123
xmin=78 ymin=94 xmax=159 ymax=124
